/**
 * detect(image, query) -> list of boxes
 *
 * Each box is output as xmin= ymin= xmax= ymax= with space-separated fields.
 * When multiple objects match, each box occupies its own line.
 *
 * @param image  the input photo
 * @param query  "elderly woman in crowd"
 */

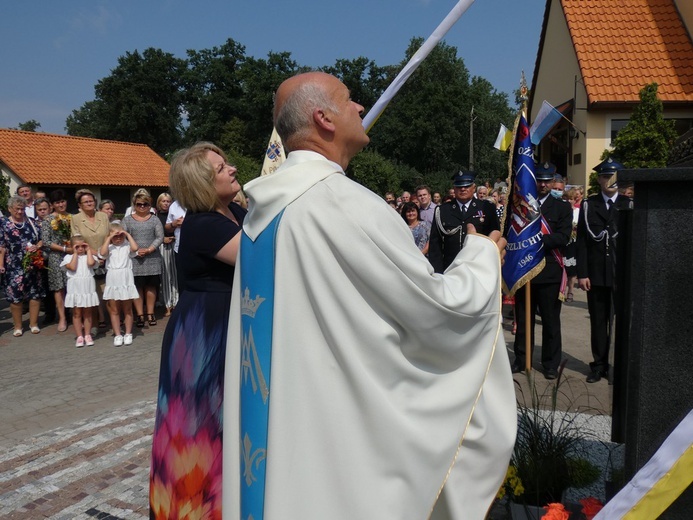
xmin=155 ymin=192 xmax=178 ymax=317
xmin=71 ymin=189 xmax=110 ymax=329
xmin=400 ymin=201 xmax=430 ymax=254
xmin=123 ymin=189 xmax=163 ymax=327
xmin=99 ymin=199 xmax=117 ymax=222
xmin=149 ymin=142 xmax=246 ymax=519
xmin=42 ymin=189 xmax=73 ymax=332
xmin=0 ymin=195 xmax=46 ymax=336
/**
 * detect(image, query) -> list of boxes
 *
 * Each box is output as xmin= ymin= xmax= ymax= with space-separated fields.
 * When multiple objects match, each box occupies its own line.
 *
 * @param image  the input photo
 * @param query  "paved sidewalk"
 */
xmin=0 ymin=288 xmax=614 ymax=518
xmin=0 ymin=302 xmax=164 ymax=519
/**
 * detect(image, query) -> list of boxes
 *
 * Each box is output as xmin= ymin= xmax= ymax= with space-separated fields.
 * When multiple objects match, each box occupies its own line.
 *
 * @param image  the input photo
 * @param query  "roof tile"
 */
xmin=0 ymin=130 xmax=170 ymax=187
xmin=562 ymin=0 xmax=693 ymax=104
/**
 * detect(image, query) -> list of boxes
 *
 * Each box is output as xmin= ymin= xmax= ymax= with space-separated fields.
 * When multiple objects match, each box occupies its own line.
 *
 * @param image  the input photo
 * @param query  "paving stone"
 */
xmin=0 ymin=290 xmax=615 ymax=518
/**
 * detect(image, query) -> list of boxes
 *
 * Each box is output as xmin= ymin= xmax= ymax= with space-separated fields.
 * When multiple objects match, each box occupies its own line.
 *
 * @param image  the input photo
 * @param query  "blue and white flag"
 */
xmin=529 ymin=100 xmax=563 ymax=145
xmin=502 ymin=113 xmax=545 ymax=296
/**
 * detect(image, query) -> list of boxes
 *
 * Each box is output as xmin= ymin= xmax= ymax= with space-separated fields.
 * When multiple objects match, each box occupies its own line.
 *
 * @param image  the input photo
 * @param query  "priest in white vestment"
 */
xmin=223 ymin=72 xmax=516 ymax=520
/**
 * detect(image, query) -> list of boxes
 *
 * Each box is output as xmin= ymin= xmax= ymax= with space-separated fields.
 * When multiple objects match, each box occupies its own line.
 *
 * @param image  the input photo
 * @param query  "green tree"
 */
xmin=66 ymin=48 xmax=186 ymax=155
xmin=236 ymin=51 xmax=303 ymax=158
xmin=226 ymin=148 xmax=262 ymax=187
xmin=367 ymin=38 xmax=513 ymax=188
xmin=0 ymin=173 xmax=10 ymax=212
xmin=611 ymin=83 xmax=676 ymax=168
xmin=368 ymin=38 xmax=470 ymax=176
xmin=322 ymin=57 xmax=392 ymax=111
xmin=467 ymin=76 xmax=515 ymax=184
xmin=183 ymin=39 xmax=248 ymax=146
xmin=16 ymin=120 xmax=41 ymax=132
xmin=347 ymin=149 xmax=418 ymax=195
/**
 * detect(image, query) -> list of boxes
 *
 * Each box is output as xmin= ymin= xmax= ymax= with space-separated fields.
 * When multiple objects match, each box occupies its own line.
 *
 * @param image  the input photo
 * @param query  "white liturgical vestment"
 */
xmin=223 ymin=151 xmax=516 ymax=520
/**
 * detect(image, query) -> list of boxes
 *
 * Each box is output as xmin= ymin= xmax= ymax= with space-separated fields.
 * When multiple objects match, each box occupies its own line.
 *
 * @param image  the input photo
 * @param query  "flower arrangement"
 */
xmin=51 ymin=213 xmax=72 ymax=245
xmin=22 ymin=249 xmax=46 ymax=272
xmin=538 ymin=498 xmax=604 ymax=519
xmin=497 ymin=465 xmax=525 ymax=500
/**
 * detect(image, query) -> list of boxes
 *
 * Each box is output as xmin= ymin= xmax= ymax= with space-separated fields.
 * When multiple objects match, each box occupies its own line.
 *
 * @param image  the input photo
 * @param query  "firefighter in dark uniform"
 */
xmin=511 ymin=163 xmax=573 ymax=379
xmin=429 ymin=170 xmax=499 ymax=273
xmin=576 ymin=157 xmax=632 ymax=383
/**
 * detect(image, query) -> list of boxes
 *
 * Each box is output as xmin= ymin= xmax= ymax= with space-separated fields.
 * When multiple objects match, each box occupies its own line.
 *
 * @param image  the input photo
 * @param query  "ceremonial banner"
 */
xmin=261 ymin=127 xmax=286 ymax=176
xmin=502 ymin=113 xmax=545 ymax=296
xmin=361 ymin=0 xmax=476 ymax=133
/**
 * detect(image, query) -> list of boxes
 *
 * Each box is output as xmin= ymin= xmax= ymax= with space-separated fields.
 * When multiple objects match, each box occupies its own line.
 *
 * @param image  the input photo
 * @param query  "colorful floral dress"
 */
xmin=150 ymin=206 xmax=245 ymax=520
xmin=0 ymin=217 xmax=46 ymax=303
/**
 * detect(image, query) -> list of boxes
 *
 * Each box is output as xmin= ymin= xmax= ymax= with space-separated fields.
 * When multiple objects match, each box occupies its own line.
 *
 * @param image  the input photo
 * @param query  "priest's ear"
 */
xmin=313 ymin=107 xmax=336 ymax=133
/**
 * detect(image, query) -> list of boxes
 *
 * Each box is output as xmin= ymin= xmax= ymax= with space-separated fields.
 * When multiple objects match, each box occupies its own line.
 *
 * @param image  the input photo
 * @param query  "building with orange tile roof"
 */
xmin=529 ymin=0 xmax=693 ymax=186
xmin=0 ymin=129 xmax=171 ymax=212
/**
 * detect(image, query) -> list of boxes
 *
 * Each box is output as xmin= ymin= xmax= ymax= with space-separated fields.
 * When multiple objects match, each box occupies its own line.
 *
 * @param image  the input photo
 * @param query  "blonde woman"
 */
xmin=122 ymin=189 xmax=163 ymax=327
xmin=150 ymin=142 xmax=245 ymax=518
xmin=71 ymin=189 xmax=110 ymax=329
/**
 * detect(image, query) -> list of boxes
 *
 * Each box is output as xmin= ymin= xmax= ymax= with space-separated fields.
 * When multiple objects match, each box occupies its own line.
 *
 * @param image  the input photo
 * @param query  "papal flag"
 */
xmin=501 ymin=112 xmax=545 ymax=296
xmin=261 ymin=127 xmax=285 ymax=176
xmin=494 ymin=123 xmax=512 ymax=151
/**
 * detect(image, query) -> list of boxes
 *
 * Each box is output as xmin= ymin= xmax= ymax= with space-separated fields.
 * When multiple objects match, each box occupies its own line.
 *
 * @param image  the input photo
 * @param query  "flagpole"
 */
xmin=361 ymin=0 xmax=476 ymax=133
xmin=525 ymin=281 xmax=532 ymax=373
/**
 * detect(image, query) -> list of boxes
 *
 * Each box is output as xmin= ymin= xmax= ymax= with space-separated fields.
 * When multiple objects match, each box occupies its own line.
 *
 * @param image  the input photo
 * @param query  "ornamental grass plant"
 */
xmin=511 ymin=361 xmax=601 ymax=508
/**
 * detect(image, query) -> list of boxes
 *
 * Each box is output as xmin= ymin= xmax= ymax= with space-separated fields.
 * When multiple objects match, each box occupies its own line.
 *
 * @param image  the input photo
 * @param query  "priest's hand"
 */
xmin=466 ymin=224 xmax=507 ymax=264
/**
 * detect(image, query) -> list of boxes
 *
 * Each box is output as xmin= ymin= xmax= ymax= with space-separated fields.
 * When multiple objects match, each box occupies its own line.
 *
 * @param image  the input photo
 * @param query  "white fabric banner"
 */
xmin=361 ymin=0 xmax=476 ymax=133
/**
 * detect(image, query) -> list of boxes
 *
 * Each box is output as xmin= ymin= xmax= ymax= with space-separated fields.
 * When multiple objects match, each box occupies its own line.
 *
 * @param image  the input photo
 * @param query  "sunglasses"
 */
xmin=135 ymin=202 xmax=151 ymax=208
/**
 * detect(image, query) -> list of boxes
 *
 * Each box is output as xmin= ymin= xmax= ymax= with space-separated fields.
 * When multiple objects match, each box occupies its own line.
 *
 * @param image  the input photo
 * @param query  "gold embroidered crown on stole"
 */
xmin=241 ymin=287 xmax=265 ymax=318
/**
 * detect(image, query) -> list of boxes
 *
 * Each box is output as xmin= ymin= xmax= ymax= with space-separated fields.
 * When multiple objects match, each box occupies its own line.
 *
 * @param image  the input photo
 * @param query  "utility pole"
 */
xmin=469 ymin=106 xmax=477 ymax=170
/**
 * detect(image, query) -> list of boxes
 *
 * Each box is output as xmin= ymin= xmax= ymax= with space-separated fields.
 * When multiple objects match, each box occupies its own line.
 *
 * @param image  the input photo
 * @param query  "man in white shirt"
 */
xmin=16 ymin=184 xmax=35 ymax=219
xmin=165 ymin=200 xmax=186 ymax=254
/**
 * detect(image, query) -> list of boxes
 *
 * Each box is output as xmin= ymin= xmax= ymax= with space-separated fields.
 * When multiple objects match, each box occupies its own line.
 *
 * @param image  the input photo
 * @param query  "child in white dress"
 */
xmin=61 ymin=235 xmax=99 ymax=347
xmin=100 ymin=222 xmax=139 ymax=346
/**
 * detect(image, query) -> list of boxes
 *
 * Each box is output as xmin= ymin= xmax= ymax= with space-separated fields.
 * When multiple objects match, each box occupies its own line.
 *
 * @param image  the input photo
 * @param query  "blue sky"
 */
xmin=1 ymin=0 xmax=545 ymax=135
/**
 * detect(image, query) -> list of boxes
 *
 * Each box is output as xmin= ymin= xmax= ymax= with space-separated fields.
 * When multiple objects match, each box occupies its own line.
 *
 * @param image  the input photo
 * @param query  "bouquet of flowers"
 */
xmin=539 ymin=498 xmax=604 ymax=519
xmin=51 ymin=214 xmax=72 ymax=245
xmin=22 ymin=248 xmax=46 ymax=272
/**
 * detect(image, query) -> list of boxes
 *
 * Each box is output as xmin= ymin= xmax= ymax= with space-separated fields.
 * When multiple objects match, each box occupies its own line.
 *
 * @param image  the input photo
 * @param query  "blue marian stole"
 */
xmin=239 ymin=211 xmax=283 ymax=520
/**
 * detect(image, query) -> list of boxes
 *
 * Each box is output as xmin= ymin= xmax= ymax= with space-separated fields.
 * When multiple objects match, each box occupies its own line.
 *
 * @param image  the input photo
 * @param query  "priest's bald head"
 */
xmin=274 ymin=72 xmax=370 ymax=170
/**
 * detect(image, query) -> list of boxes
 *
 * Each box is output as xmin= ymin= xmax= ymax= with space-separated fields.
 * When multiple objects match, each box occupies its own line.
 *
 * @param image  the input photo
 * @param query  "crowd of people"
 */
xmin=1 ymin=72 xmax=636 ymax=519
xmin=387 ymin=158 xmax=633 ymax=386
xmin=0 ymin=184 xmax=191 ymax=347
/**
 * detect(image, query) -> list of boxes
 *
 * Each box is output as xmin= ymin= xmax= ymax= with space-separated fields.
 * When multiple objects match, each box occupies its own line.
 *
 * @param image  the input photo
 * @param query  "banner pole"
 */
xmin=525 ymin=281 xmax=532 ymax=373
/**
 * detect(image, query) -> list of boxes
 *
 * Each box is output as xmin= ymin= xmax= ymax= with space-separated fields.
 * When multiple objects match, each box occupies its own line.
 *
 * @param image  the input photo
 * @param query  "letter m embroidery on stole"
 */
xmin=239 ymin=210 xmax=283 ymax=520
